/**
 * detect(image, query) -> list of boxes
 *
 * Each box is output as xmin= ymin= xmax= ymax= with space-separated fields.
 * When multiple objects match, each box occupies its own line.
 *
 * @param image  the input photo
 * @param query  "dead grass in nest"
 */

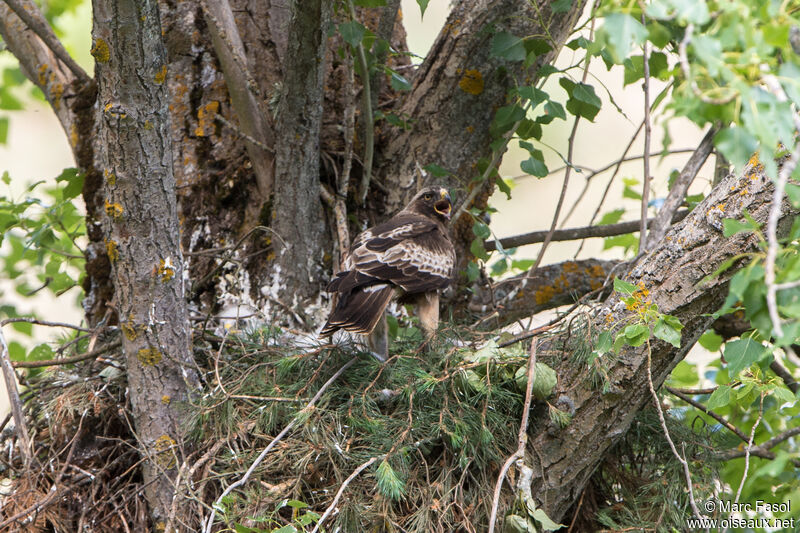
xmin=0 ymin=324 xmax=553 ymax=532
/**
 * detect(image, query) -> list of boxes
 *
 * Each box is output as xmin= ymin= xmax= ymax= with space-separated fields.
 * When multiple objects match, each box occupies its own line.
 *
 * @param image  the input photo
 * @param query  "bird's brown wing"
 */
xmin=321 ymin=214 xmax=455 ymax=336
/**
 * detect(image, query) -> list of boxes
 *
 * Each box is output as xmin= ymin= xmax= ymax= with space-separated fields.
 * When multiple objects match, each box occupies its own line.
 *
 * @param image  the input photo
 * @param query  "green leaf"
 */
xmin=466 ymin=261 xmax=480 ymax=282
xmin=286 ymin=499 xmax=308 ymax=509
xmin=493 ymin=104 xmax=526 ymax=130
xmin=520 ymin=157 xmax=548 ymax=178
xmin=623 ymin=323 xmax=650 ymax=347
xmin=532 ymin=508 xmax=564 ymax=531
xmin=714 ymin=127 xmax=759 ymax=172
xmin=516 ymin=119 xmax=542 ymax=140
xmin=470 ymin=238 xmax=489 ymax=261
xmin=415 ymin=0 xmax=429 ymax=17
xmin=354 ymin=0 xmax=387 ymax=5
xmin=491 ymin=31 xmax=526 ymax=62
xmin=698 ymin=330 xmax=723 ymax=352
xmin=724 ymin=337 xmax=768 ymax=376
xmin=339 ymin=21 xmax=366 ymax=47
xmin=550 ymin=0 xmax=572 ymax=13
xmin=600 ymin=13 xmax=648 ymax=63
xmin=515 ymin=362 xmax=557 ymax=400
xmin=472 ymin=221 xmax=491 ymax=240
xmin=0 ymin=116 xmax=8 ymax=145
xmin=388 ymin=70 xmax=411 ymax=91
xmin=706 ymin=384 xmax=732 ymax=411
xmin=516 ymin=86 xmax=548 ymax=108
xmin=543 ymin=100 xmax=566 ymax=121
xmin=785 ymin=184 xmax=800 ymax=209
xmin=559 ymin=79 xmax=602 ymax=121
xmin=595 ymin=331 xmax=613 ymax=354
xmin=722 ymin=217 xmax=758 ymax=237
xmin=597 ymin=208 xmax=625 ymax=225
xmin=423 ymin=163 xmax=449 ymax=177
xmin=654 ymin=316 xmax=682 ymax=347
xmin=613 ymin=278 xmax=637 ymax=295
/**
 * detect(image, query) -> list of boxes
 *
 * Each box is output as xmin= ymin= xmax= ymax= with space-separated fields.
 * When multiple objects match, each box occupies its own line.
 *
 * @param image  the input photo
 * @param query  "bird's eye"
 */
xmin=423 ymin=194 xmax=432 ymax=201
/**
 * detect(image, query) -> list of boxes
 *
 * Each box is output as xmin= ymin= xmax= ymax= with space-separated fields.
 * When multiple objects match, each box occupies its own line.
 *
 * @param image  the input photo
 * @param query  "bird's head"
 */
xmin=407 ymin=186 xmax=452 ymax=222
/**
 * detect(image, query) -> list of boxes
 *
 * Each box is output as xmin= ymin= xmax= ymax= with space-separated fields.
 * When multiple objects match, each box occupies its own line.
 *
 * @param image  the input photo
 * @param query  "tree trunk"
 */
xmin=524 ymin=160 xmax=795 ymax=521
xmin=92 ymin=0 xmax=198 ymax=526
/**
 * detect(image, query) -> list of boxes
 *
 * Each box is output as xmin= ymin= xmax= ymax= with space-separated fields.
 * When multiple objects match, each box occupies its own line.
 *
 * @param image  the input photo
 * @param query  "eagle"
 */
xmin=320 ymin=187 xmax=456 ymax=345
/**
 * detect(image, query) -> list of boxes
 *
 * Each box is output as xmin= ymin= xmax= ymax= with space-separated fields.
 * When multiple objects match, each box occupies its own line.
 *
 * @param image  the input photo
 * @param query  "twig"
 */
xmin=332 ymin=45 xmax=356 ymax=260
xmin=349 ymin=0 xmax=374 ymax=205
xmin=734 ymin=393 xmax=764 ymax=504
xmin=1 ymin=0 xmax=90 ymax=83
xmin=769 ymin=359 xmax=798 ymax=394
xmin=0 ymin=326 xmax=32 ymax=466
xmin=665 ymin=385 xmax=749 ymax=442
xmin=488 ymin=339 xmax=538 ymax=533
xmin=486 ymin=209 xmax=689 ymax=251
xmin=203 ymin=356 xmax=358 ymax=533
xmin=526 ymin=16 xmax=595 ymax=277
xmin=639 ymin=13 xmax=652 ymax=253
xmin=311 ymin=456 xmax=379 ymax=533
xmin=0 ymin=317 xmax=91 ymax=331
xmin=645 ymin=339 xmax=702 ymax=520
xmin=647 ymin=127 xmax=717 ymax=247
xmin=451 ymin=99 xmax=532 ymax=226
xmin=12 ymin=340 xmax=121 ymax=368
xmin=214 ymin=114 xmax=273 ymax=153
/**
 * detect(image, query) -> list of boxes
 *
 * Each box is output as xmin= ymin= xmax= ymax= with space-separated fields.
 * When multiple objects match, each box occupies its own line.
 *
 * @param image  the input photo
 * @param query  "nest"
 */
xmin=0 ymin=322 xmax=718 ymax=532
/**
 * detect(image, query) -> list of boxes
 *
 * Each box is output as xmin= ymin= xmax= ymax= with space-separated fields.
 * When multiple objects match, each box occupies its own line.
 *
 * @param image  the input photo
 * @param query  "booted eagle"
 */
xmin=321 ymin=187 xmax=456 ymax=339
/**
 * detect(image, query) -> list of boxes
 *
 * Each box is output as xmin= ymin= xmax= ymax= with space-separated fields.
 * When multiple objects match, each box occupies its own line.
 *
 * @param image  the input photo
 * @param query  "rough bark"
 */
xmin=523 ymin=160 xmax=795 ymax=522
xmin=377 ymin=0 xmax=588 ymax=268
xmin=92 ymin=0 xmax=198 ymax=527
xmin=269 ymin=0 xmax=332 ymax=323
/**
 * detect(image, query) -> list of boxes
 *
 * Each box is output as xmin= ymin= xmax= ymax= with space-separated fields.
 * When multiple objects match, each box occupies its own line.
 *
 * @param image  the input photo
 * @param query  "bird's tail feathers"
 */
xmin=320 ymin=284 xmax=394 ymax=336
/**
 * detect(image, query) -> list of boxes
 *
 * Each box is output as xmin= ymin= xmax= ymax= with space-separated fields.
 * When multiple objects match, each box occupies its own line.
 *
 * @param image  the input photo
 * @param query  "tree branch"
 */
xmin=665 ymin=385 xmax=749 ymax=442
xmin=469 ymin=258 xmax=618 ymax=328
xmin=0 ymin=0 xmax=91 ymax=148
xmin=524 ymin=154 xmax=797 ymax=521
xmin=200 ymin=0 xmax=274 ymax=199
xmin=646 ymin=126 xmax=717 ymax=248
xmin=486 ymin=210 xmax=690 ymax=251
xmin=0 ymin=326 xmax=32 ymax=466
xmin=1 ymin=0 xmax=90 ymax=83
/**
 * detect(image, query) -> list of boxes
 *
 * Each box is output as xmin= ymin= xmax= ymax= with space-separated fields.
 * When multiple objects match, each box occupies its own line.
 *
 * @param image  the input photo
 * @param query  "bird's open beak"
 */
xmin=434 ymin=189 xmax=452 ymax=220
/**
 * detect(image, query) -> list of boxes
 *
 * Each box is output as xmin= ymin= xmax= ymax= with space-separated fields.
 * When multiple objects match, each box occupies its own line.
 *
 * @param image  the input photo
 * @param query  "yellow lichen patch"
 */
xmin=137 ymin=347 xmax=162 ymax=366
xmin=105 ymin=239 xmax=119 ymax=262
xmin=37 ymin=63 xmax=48 ymax=86
xmin=534 ymin=284 xmax=558 ymax=305
xmin=458 ymin=69 xmax=484 ymax=95
xmin=194 ymin=100 xmax=220 ymax=137
xmin=104 ymin=199 xmax=123 ymax=219
xmin=153 ymin=435 xmax=177 ymax=469
xmin=69 ymin=123 xmax=79 ymax=148
xmin=154 ymin=64 xmax=167 ymax=85
xmin=161 ymin=395 xmax=171 ymax=405
xmin=143 ymin=120 xmax=153 ymax=130
xmin=121 ymin=319 xmax=137 ymax=341
xmin=104 ymin=102 xmax=113 ymax=113
xmin=625 ymin=282 xmax=652 ymax=314
xmin=563 ymin=261 xmax=579 ymax=273
xmin=51 ymin=82 xmax=64 ymax=110
xmin=104 ymin=168 xmax=117 ymax=186
xmin=90 ymin=38 xmax=110 ymax=63
xmin=158 ymin=258 xmax=176 ymax=282
xmin=466 ymin=125 xmax=474 ymax=133
xmin=605 ymin=313 xmax=615 ymax=325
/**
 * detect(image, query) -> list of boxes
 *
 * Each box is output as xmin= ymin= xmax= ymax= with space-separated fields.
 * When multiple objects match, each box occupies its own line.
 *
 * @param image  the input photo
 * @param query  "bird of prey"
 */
xmin=320 ymin=187 xmax=456 ymax=344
